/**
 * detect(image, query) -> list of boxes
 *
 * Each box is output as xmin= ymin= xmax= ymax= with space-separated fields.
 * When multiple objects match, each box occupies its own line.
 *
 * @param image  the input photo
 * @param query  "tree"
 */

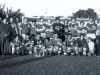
xmin=73 ymin=8 xmax=97 ymax=18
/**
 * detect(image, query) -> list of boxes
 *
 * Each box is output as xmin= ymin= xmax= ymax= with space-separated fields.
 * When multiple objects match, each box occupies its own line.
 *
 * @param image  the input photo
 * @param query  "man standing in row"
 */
xmin=1 ymin=18 xmax=11 ymax=55
xmin=53 ymin=17 xmax=64 ymax=41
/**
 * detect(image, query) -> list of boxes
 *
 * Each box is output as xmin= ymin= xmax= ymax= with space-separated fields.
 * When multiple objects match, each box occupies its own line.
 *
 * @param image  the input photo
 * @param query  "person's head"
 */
xmin=45 ymin=37 xmax=50 ymax=43
xmin=88 ymin=37 xmax=93 ymax=42
xmin=16 ymin=18 xmax=19 ymax=23
xmin=54 ymin=34 xmax=58 ymax=39
xmin=89 ymin=17 xmax=94 ymax=23
xmin=15 ymin=36 xmax=19 ymax=42
xmin=39 ymin=40 xmax=42 ymax=44
xmin=80 ymin=21 xmax=84 ymax=27
xmin=31 ymin=34 xmax=36 ymax=40
xmin=55 ymin=17 xmax=60 ymax=23
xmin=39 ymin=18 xmax=44 ymax=23
xmin=28 ymin=40 xmax=31 ymax=43
xmin=71 ymin=17 xmax=76 ymax=23
xmin=3 ymin=18 xmax=7 ymax=24
xmin=68 ymin=34 xmax=72 ymax=39
xmin=6 ymin=14 xmax=9 ymax=18
xmin=31 ymin=40 xmax=34 ymax=45
xmin=10 ymin=17 xmax=13 ymax=23
xmin=24 ymin=17 xmax=28 ymax=23
xmin=80 ymin=34 xmax=84 ymax=40
xmin=24 ymin=33 xmax=29 ymax=40
xmin=36 ymin=33 xmax=41 ymax=40
xmin=38 ymin=39 xmax=44 ymax=44
xmin=32 ymin=19 xmax=36 ymax=26
xmin=64 ymin=19 xmax=68 ymax=25
xmin=48 ymin=19 xmax=52 ymax=24
xmin=95 ymin=18 xmax=99 ymax=24
xmin=15 ymin=35 xmax=22 ymax=42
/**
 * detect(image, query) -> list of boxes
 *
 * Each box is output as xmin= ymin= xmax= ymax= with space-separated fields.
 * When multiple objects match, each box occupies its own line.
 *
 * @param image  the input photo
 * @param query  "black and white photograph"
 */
xmin=0 ymin=0 xmax=100 ymax=75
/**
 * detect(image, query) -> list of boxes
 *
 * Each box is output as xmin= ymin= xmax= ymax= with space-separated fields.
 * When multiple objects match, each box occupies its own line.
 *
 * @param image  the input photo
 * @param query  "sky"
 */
xmin=1 ymin=0 xmax=100 ymax=17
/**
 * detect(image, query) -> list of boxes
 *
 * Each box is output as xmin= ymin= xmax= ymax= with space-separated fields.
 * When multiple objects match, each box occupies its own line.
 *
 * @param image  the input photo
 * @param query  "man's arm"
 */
xmin=52 ymin=23 xmax=55 ymax=31
xmin=7 ymin=25 xmax=11 ymax=36
xmin=77 ymin=28 xmax=82 ymax=33
xmin=1 ymin=4 xmax=5 ymax=10
xmin=84 ymin=39 xmax=88 ymax=47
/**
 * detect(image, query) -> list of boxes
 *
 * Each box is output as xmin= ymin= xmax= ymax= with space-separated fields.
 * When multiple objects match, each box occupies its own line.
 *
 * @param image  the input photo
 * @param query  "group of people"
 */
xmin=0 ymin=15 xmax=100 ymax=57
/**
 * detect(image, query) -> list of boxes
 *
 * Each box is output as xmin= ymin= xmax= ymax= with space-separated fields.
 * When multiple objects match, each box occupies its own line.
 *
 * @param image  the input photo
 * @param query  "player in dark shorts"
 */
xmin=45 ymin=19 xmax=53 ymax=39
xmin=77 ymin=21 xmax=87 ymax=38
xmin=53 ymin=17 xmax=64 ymax=42
xmin=69 ymin=17 xmax=78 ymax=39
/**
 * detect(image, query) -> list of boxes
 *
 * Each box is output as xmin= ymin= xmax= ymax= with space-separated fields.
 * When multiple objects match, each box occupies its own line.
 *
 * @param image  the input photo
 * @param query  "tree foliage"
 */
xmin=73 ymin=8 xmax=97 ymax=18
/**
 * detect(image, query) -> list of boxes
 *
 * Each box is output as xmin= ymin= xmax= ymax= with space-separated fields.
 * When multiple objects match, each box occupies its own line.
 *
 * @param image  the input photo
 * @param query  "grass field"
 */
xmin=0 ymin=55 xmax=100 ymax=75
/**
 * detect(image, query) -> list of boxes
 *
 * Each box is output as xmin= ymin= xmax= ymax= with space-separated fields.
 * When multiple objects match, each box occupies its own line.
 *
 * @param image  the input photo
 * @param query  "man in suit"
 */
xmin=1 ymin=18 xmax=11 ymax=55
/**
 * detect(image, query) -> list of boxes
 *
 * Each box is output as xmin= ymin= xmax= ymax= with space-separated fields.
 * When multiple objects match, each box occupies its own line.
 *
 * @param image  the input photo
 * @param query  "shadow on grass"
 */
xmin=0 ymin=55 xmax=20 ymax=60
xmin=0 ymin=55 xmax=54 ymax=69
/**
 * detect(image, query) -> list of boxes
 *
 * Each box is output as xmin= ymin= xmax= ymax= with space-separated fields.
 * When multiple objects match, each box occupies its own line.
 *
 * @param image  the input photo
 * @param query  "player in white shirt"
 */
xmin=88 ymin=37 xmax=96 ymax=56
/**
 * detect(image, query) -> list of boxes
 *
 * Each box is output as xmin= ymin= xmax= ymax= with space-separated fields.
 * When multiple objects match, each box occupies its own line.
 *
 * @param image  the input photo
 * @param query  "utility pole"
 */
xmin=45 ymin=9 xmax=47 ymax=17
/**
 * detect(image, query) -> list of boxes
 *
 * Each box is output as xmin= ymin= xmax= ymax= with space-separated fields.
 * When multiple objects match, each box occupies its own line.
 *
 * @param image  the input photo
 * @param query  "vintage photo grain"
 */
xmin=0 ymin=0 xmax=100 ymax=75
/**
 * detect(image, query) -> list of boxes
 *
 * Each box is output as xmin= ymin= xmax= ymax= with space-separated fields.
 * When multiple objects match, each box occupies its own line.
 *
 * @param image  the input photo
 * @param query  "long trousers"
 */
xmin=1 ymin=36 xmax=10 ymax=55
xmin=96 ymin=35 xmax=100 ymax=56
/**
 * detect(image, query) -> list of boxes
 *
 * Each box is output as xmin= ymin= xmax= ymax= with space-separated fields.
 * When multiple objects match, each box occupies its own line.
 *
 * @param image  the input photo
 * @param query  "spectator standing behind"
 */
xmin=15 ymin=18 xmax=21 ymax=36
xmin=9 ymin=17 xmax=17 ymax=42
xmin=1 ymin=18 xmax=11 ymax=55
xmin=53 ymin=17 xmax=64 ymax=42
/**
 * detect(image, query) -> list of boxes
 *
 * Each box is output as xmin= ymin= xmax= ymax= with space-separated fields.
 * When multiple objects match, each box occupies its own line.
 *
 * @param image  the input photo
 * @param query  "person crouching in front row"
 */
xmin=52 ymin=34 xmax=63 ymax=55
xmin=10 ymin=35 xmax=22 ymax=55
xmin=44 ymin=37 xmax=53 ymax=56
xmin=21 ymin=33 xmax=30 ymax=55
xmin=76 ymin=34 xmax=88 ymax=56
xmin=62 ymin=34 xmax=76 ymax=56
xmin=34 ymin=34 xmax=45 ymax=57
